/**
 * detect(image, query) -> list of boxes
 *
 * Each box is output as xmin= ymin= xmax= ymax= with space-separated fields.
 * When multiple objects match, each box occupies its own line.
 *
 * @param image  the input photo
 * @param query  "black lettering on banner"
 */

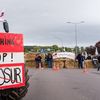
xmin=11 ymin=53 xmax=13 ymax=62
xmin=0 ymin=54 xmax=1 ymax=61
xmin=14 ymin=68 xmax=21 ymax=83
xmin=5 ymin=38 xmax=15 ymax=45
xmin=0 ymin=53 xmax=14 ymax=62
xmin=0 ymin=37 xmax=15 ymax=45
xmin=10 ymin=68 xmax=15 ymax=84
xmin=0 ymin=38 xmax=4 ymax=45
xmin=0 ymin=52 xmax=14 ymax=62
xmin=0 ymin=68 xmax=5 ymax=85
xmin=4 ymin=68 xmax=11 ymax=83
xmin=3 ymin=53 xmax=7 ymax=62
xmin=0 ymin=67 xmax=22 ymax=86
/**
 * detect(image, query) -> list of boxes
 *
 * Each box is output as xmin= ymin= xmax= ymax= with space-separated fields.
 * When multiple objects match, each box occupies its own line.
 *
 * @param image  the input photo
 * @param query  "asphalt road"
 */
xmin=23 ymin=68 xmax=100 ymax=100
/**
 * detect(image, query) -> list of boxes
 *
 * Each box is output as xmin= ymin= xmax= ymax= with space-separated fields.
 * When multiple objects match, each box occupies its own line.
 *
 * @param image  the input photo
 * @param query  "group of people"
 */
xmin=76 ymin=53 xmax=100 ymax=71
xmin=35 ymin=53 xmax=53 ymax=69
xmin=34 ymin=52 xmax=100 ymax=71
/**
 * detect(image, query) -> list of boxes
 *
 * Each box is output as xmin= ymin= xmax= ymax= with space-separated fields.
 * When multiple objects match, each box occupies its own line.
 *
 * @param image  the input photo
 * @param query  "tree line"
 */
xmin=24 ymin=45 xmax=85 ymax=54
xmin=24 ymin=41 xmax=100 ymax=55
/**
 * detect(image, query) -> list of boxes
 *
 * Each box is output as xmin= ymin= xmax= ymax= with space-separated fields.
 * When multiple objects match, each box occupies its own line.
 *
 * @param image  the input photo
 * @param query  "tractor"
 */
xmin=0 ymin=12 xmax=29 ymax=100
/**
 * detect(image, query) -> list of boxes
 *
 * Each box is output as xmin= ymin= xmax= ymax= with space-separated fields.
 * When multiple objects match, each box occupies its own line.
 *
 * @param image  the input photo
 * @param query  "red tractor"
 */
xmin=0 ymin=12 xmax=29 ymax=100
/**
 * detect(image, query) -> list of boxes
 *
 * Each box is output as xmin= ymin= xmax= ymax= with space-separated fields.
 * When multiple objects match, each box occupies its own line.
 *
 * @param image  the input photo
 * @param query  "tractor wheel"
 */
xmin=0 ymin=68 xmax=29 ymax=100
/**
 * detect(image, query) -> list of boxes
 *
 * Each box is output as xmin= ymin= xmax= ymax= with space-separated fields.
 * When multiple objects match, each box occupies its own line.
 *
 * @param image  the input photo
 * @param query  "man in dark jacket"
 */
xmin=46 ymin=53 xmax=53 ymax=68
xmin=76 ymin=53 xmax=84 ymax=69
xmin=35 ymin=54 xmax=42 ymax=68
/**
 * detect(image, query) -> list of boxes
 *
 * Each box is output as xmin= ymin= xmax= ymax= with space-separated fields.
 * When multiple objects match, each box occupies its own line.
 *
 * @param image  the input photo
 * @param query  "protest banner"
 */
xmin=0 ymin=32 xmax=25 ymax=89
xmin=53 ymin=52 xmax=75 ymax=60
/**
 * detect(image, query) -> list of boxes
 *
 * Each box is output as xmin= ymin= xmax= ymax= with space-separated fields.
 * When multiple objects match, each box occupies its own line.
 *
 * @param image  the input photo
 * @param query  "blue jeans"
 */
xmin=47 ymin=61 xmax=52 ymax=68
xmin=78 ymin=61 xmax=83 ymax=69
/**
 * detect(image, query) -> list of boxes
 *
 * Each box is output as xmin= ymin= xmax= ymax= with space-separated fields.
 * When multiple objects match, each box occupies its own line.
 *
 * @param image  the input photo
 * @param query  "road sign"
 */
xmin=0 ymin=32 xmax=25 ymax=89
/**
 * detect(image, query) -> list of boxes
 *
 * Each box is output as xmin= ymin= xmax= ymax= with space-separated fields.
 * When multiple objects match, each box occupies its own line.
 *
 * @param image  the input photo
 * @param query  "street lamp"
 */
xmin=67 ymin=21 xmax=84 ymax=57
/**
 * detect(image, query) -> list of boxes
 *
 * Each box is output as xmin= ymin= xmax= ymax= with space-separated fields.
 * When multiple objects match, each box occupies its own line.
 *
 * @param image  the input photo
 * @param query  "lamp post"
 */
xmin=67 ymin=21 xmax=84 ymax=57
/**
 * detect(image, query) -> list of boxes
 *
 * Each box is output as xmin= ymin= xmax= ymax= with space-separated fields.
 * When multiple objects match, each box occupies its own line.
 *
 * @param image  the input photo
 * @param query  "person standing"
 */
xmin=35 ymin=54 xmax=42 ymax=68
xmin=76 ymin=53 xmax=84 ymax=69
xmin=46 ymin=53 xmax=53 ymax=68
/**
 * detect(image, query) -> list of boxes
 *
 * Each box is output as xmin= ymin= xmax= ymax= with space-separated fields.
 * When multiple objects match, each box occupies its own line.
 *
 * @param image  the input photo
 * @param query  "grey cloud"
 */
xmin=0 ymin=0 xmax=100 ymax=47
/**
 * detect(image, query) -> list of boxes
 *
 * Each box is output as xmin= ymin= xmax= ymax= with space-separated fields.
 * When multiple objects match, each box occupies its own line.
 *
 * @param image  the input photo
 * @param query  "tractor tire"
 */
xmin=0 ymin=68 xmax=29 ymax=100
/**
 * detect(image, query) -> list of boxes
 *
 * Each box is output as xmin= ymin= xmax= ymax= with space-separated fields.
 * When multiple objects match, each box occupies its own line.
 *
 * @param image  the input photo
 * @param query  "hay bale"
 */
xmin=84 ymin=60 xmax=94 ymax=68
xmin=25 ymin=53 xmax=94 ymax=68
xmin=53 ymin=58 xmax=76 ymax=69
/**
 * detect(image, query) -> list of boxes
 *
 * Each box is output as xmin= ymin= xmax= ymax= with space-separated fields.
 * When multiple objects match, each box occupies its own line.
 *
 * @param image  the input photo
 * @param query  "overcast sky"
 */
xmin=0 ymin=0 xmax=100 ymax=47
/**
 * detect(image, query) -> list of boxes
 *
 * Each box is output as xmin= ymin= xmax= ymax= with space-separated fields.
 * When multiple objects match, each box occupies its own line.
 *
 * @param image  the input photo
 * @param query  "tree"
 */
xmin=80 ymin=46 xmax=85 ymax=53
xmin=24 ymin=48 xmax=29 ymax=53
xmin=67 ymin=48 xmax=72 ymax=52
xmin=33 ymin=46 xmax=40 ymax=52
xmin=85 ymin=46 xmax=96 ymax=55
xmin=51 ymin=45 xmax=59 ymax=52
xmin=74 ymin=46 xmax=80 ymax=54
